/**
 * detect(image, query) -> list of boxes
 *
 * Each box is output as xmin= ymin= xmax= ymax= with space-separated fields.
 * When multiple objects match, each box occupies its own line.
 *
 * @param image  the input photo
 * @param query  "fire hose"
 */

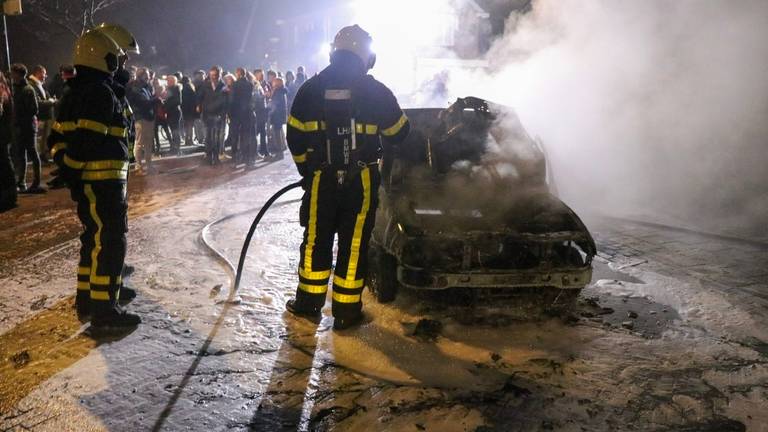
xmin=201 ymin=180 xmax=304 ymax=296
xmin=232 ymin=180 xmax=304 ymax=292
xmin=153 ymin=180 xmax=303 ymax=432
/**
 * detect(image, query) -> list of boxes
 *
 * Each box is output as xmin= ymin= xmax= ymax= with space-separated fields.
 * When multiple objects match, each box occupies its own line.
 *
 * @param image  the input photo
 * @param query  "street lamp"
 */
xmin=2 ymin=0 xmax=22 ymax=71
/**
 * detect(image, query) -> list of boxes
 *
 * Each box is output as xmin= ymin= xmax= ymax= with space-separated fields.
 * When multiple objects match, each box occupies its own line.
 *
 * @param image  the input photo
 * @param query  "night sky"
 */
xmin=7 ymin=0 xmax=332 ymax=75
xmin=4 ymin=0 xmax=518 ymax=76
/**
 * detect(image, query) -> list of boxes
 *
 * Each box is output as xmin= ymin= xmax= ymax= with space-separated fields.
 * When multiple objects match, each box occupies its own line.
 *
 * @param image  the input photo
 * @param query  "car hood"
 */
xmin=394 ymin=189 xmax=591 ymax=240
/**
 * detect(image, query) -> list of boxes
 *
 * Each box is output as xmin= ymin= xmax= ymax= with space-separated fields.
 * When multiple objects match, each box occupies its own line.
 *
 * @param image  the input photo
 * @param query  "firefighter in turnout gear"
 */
xmin=47 ymin=30 xmax=140 ymax=329
xmin=286 ymin=25 xmax=410 ymax=330
xmin=94 ymin=23 xmax=140 ymax=168
xmin=93 ymin=23 xmax=140 ymax=289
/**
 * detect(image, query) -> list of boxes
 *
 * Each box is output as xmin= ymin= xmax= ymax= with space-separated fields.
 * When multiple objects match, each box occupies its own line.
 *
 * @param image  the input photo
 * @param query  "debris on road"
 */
xmin=412 ymin=319 xmax=443 ymax=342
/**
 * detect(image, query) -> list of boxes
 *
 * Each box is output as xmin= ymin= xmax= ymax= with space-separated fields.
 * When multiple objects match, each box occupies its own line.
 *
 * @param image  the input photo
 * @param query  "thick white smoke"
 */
xmin=443 ymin=0 xmax=768 ymax=238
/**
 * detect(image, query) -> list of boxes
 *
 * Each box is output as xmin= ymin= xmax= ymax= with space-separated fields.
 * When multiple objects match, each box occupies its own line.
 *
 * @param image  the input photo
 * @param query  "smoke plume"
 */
xmin=447 ymin=0 xmax=768 ymax=238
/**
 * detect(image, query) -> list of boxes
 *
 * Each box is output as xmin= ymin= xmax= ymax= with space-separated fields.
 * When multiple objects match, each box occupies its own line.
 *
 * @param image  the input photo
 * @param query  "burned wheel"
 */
xmin=367 ymin=244 xmax=399 ymax=303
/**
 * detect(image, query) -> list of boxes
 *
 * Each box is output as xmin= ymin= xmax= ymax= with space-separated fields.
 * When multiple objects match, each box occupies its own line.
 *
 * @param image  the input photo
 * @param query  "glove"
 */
xmin=52 ymin=152 xmax=80 ymax=188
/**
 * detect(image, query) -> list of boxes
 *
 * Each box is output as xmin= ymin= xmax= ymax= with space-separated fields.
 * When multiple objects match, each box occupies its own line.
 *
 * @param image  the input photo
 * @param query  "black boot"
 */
xmin=24 ymin=185 xmax=47 ymax=194
xmin=286 ymin=299 xmax=321 ymax=322
xmin=91 ymin=305 xmax=141 ymax=331
xmin=333 ymin=313 xmax=365 ymax=331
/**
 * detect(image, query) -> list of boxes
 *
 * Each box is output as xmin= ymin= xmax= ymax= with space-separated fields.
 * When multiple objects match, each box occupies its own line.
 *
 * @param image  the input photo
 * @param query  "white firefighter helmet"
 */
xmin=331 ymin=24 xmax=376 ymax=70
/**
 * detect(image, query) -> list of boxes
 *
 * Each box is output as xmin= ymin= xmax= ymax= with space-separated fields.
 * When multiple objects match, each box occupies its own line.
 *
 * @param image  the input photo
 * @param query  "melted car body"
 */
xmin=368 ymin=97 xmax=596 ymax=302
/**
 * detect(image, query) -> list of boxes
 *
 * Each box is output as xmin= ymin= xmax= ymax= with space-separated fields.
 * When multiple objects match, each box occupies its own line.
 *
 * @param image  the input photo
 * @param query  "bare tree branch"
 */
xmin=22 ymin=0 xmax=128 ymax=37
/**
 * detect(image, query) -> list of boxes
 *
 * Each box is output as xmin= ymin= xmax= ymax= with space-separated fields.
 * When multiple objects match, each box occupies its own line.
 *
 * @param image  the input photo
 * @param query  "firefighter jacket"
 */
xmin=110 ymin=72 xmax=135 ymax=147
xmin=287 ymin=55 xmax=410 ymax=177
xmin=47 ymin=66 xmax=129 ymax=183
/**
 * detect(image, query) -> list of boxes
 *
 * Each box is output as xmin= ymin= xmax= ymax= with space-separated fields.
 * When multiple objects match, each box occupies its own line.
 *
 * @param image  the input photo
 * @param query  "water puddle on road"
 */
xmin=578 ymin=293 xmax=680 ymax=338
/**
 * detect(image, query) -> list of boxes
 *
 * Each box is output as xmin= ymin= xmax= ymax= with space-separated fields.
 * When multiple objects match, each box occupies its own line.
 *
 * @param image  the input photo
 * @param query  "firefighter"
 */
xmin=48 ymin=30 xmax=140 ymax=329
xmin=285 ymin=25 xmax=410 ymax=330
xmin=93 ymin=23 xmax=139 ymax=170
xmin=92 ymin=23 xmax=140 ymax=283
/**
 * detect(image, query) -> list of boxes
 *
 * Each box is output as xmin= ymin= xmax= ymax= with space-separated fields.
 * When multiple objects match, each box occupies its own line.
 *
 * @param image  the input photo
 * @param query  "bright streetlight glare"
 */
xmin=350 ymin=0 xmax=457 ymax=94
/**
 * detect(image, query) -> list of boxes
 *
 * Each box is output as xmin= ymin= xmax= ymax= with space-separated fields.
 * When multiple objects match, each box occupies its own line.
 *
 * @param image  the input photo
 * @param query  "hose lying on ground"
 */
xmin=233 ymin=181 xmax=304 ymax=292
xmin=153 ymin=180 xmax=303 ymax=432
xmin=200 ymin=180 xmax=304 ymax=295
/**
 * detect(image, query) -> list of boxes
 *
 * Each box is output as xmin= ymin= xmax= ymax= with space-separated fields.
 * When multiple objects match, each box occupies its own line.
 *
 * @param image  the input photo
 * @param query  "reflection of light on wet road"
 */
xmin=202 ymin=188 xmax=331 ymax=431
xmin=200 ymin=168 xmax=768 ymax=431
xmin=4 ymin=159 xmax=767 ymax=431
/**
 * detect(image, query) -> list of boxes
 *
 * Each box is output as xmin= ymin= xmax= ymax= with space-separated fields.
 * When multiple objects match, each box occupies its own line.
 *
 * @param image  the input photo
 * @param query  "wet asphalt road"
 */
xmin=1 ymin=158 xmax=767 ymax=432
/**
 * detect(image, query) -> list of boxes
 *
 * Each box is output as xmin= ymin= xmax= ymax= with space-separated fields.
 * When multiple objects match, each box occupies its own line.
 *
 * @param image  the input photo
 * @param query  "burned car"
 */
xmin=367 ymin=97 xmax=596 ymax=304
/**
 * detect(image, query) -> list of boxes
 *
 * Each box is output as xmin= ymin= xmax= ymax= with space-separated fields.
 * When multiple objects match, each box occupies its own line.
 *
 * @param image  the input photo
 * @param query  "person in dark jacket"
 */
xmin=49 ymin=65 xmax=76 ymax=119
xmin=28 ymin=65 xmax=56 ymax=163
xmin=252 ymin=69 xmax=269 ymax=157
xmin=268 ymin=77 xmax=288 ymax=160
xmin=46 ymin=65 xmax=75 ymax=190
xmin=126 ymin=67 xmax=156 ymax=173
xmin=296 ymin=66 xmax=306 ymax=85
xmin=152 ymin=78 xmax=171 ymax=155
xmin=222 ymin=73 xmax=236 ymax=157
xmin=180 ymin=76 xmax=197 ymax=148
xmin=164 ymin=75 xmax=183 ymax=155
xmin=197 ymin=66 xmax=228 ymax=165
xmin=0 ymin=71 xmax=16 ymax=210
xmin=49 ymin=65 xmax=75 ymax=100
xmin=11 ymin=63 xmax=44 ymax=193
xmin=192 ymin=70 xmax=206 ymax=144
xmin=230 ymin=67 xmax=254 ymax=164
xmin=285 ymin=70 xmax=298 ymax=109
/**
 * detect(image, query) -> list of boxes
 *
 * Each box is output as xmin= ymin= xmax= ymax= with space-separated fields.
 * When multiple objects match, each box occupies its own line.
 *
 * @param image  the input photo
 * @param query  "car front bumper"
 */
xmin=397 ymin=265 xmax=592 ymax=290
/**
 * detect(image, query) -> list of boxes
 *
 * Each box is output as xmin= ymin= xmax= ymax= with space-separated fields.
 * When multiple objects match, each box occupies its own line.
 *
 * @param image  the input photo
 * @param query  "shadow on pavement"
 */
xmin=0 ymin=296 xmax=136 ymax=414
xmin=248 ymin=314 xmax=323 ymax=431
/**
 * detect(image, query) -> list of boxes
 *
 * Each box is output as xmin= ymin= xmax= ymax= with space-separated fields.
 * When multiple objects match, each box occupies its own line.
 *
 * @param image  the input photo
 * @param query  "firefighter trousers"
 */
xmin=71 ymin=180 xmax=128 ymax=312
xmin=294 ymin=165 xmax=379 ymax=319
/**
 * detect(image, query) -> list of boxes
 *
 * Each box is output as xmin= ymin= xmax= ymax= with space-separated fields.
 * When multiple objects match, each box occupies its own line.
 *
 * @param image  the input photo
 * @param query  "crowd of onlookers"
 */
xmin=0 ymin=63 xmax=68 ymax=211
xmin=0 ymin=62 xmax=309 ymax=212
xmin=127 ymin=64 xmax=308 ymax=172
